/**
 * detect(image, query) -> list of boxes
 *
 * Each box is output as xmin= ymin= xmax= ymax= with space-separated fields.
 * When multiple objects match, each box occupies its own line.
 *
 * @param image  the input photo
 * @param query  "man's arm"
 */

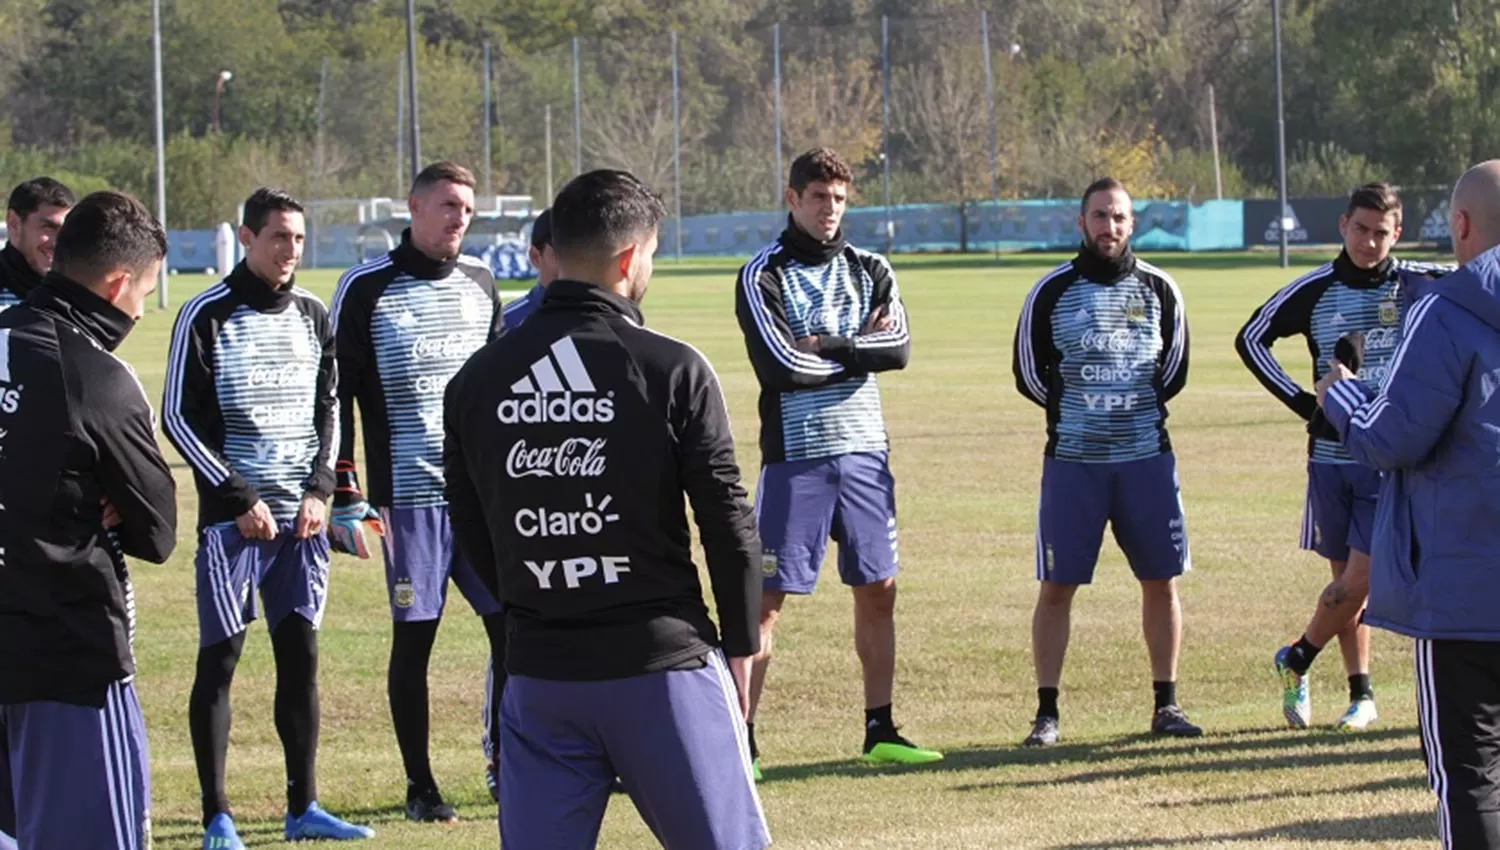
xmin=1152 ymin=266 xmax=1190 ymax=402
xmin=330 ymin=268 xmax=374 ymax=487
xmin=675 ymin=349 xmax=761 ymax=660
xmin=442 ymin=372 xmax=500 ymax=603
xmin=735 ymin=253 xmax=849 ymax=393
xmin=85 ymin=369 xmax=177 ymax=564
xmin=161 ymin=296 xmax=261 ymax=516
xmin=1234 ymin=274 xmax=1322 ymax=420
xmin=817 ymin=251 xmax=910 ymax=373
xmin=1013 ymin=269 xmax=1066 ymax=408
xmin=302 ymin=299 xmax=337 ymax=501
xmin=1322 ymin=294 xmax=1465 ymax=470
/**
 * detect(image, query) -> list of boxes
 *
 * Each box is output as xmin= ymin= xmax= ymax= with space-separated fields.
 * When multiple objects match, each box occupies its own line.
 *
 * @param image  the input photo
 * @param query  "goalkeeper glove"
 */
xmin=329 ymin=461 xmax=385 ymax=558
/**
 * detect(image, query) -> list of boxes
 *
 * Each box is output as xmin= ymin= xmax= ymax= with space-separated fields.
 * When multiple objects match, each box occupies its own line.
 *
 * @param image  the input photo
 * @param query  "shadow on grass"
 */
xmin=759 ymin=725 xmax=1420 ymax=787
xmin=1146 ymin=774 xmax=1424 ymax=809
xmin=152 ymin=800 xmax=431 ymax=847
xmin=1050 ymin=810 xmax=1434 ymax=848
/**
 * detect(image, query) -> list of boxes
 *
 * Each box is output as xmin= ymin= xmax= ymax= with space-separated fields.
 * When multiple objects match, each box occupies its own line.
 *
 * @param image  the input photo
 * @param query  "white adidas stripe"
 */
xmin=1241 ymin=265 xmax=1334 ymax=399
xmin=509 ymin=336 xmax=597 ymax=395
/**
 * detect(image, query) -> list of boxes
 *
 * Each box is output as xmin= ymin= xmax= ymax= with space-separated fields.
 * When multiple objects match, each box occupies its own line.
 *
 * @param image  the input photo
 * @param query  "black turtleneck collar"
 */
xmin=1072 ymin=242 xmax=1137 ymax=284
xmin=540 ymin=279 xmax=645 ymax=325
xmin=777 ymin=215 xmax=847 ymax=267
xmin=391 ymin=228 xmax=458 ymax=280
xmin=225 ymin=261 xmax=297 ymax=312
xmin=0 ymin=242 xmax=43 ymax=298
xmin=29 ymin=273 xmax=135 ymax=352
xmin=1333 ymin=249 xmax=1394 ymax=288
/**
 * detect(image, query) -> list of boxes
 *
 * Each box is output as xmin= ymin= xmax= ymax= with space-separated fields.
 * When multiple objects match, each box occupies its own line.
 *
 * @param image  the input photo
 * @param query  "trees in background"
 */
xmin=0 ymin=0 xmax=1482 ymax=228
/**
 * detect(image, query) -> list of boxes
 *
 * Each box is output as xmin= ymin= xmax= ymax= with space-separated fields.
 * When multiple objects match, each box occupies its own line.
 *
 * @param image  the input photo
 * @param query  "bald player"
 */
xmin=1316 ymin=160 xmax=1500 ymax=849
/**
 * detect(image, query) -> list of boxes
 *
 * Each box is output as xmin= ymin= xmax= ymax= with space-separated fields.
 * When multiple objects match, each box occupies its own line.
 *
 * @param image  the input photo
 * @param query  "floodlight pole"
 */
xmin=773 ymin=23 xmax=783 ymax=203
xmin=152 ymin=0 xmax=168 ymax=308
xmin=881 ymin=15 xmax=893 ymax=255
xmin=672 ymin=32 xmax=683 ymax=261
xmin=482 ymin=42 xmax=493 ymax=197
xmin=405 ymin=0 xmax=422 ymax=180
xmin=1273 ymin=0 xmax=1290 ymax=267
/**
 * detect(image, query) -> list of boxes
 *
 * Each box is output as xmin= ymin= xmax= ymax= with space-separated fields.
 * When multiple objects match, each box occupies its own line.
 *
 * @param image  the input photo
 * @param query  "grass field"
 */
xmin=117 ymin=251 xmax=1444 ymax=849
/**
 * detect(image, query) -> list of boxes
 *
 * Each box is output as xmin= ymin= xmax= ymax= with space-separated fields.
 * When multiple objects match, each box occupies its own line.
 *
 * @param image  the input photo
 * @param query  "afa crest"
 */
xmin=394 ymin=579 xmax=416 ymax=609
xmin=1125 ymin=295 xmax=1147 ymax=324
xmin=1379 ymin=301 xmax=1398 ymax=326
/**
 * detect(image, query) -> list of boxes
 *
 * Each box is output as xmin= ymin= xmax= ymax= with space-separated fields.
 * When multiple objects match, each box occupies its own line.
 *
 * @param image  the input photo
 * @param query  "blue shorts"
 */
xmin=1036 ymin=452 xmax=1190 ymax=585
xmin=0 ymin=680 xmax=150 ymax=849
xmin=756 ymin=451 xmax=899 ymax=594
xmin=380 ymin=506 xmax=502 ymax=622
xmin=195 ymin=523 xmax=330 ymax=647
xmin=1302 ymin=461 xmax=1379 ymax=561
xmin=500 ymin=652 xmax=768 ymax=850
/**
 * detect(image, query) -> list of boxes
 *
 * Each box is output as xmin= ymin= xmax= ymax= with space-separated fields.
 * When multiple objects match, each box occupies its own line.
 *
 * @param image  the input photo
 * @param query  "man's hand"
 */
xmin=1315 ymin=360 xmax=1357 ymax=408
xmin=101 ymin=497 xmax=121 ymax=529
xmin=295 ymin=494 xmax=327 ymax=540
xmin=236 ymin=500 xmax=278 ymax=541
xmin=725 ymin=655 xmax=753 ymax=720
xmin=860 ymin=304 xmax=895 ymax=335
xmin=794 ymin=336 xmax=821 ymax=354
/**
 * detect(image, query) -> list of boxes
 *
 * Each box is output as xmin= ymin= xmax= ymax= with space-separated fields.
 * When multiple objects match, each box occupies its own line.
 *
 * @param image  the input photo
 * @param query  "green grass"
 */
xmin=121 ymin=253 xmax=1441 ymax=848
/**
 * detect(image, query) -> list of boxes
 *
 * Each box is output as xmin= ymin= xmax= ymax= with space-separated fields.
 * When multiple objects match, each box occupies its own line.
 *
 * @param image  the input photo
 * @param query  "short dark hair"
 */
xmin=1081 ymin=177 xmax=1128 ymax=213
xmin=789 ymin=147 xmax=854 ymax=193
xmin=1347 ymin=182 xmax=1402 ymax=226
xmin=530 ymin=208 xmax=552 ymax=249
xmin=410 ymin=161 xmax=476 ymax=196
xmin=52 ymin=191 xmax=166 ymax=283
xmin=7 ymin=177 xmax=76 ymax=220
xmin=550 ymin=170 xmax=665 ymax=262
xmin=242 ymin=187 xmax=305 ymax=235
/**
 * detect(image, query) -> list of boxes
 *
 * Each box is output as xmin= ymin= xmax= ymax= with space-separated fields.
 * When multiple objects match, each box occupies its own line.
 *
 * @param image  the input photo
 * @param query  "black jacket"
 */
xmin=162 ymin=262 xmax=337 ymax=530
xmin=443 ymin=280 xmax=761 ymax=680
xmin=0 ymin=243 xmax=43 ymax=310
xmin=0 ymin=275 xmax=177 ymax=706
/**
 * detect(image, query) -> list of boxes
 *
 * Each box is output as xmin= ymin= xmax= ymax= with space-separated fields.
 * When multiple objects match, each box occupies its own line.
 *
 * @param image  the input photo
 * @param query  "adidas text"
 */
xmin=498 ymin=392 xmax=615 ymax=425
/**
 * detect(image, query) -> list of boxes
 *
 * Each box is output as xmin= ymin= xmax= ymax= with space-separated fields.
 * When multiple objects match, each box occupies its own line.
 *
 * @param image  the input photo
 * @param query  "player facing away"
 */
xmin=329 ymin=161 xmax=507 ymax=820
xmin=1013 ymin=177 xmax=1198 ymax=747
xmin=735 ymin=147 xmax=939 ymax=776
xmin=1235 ymin=183 xmax=1451 ymax=730
xmin=500 ymin=206 xmax=557 ymax=331
xmin=0 ymin=177 xmax=74 ymax=310
xmin=444 ymin=169 xmax=769 ymax=850
xmin=163 ymin=188 xmax=374 ymax=849
xmin=0 ymin=191 xmax=176 ymax=850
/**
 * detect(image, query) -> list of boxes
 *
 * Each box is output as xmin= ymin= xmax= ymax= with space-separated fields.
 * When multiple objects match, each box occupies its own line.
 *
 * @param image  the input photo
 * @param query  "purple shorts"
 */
xmin=755 ymin=451 xmax=899 ymax=594
xmin=195 ymin=522 xmax=330 ymax=647
xmin=1036 ymin=452 xmax=1190 ymax=585
xmin=499 ymin=652 xmax=768 ymax=850
xmin=1302 ymin=461 xmax=1379 ymax=562
xmin=0 ymin=680 xmax=150 ymax=849
xmin=380 ymin=506 xmax=502 ymax=622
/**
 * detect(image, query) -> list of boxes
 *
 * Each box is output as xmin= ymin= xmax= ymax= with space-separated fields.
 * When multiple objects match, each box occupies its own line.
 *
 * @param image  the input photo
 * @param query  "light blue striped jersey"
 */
xmin=1236 ymin=254 xmax=1453 ymax=463
xmin=1014 ymin=253 xmax=1189 ymax=463
xmin=333 ymin=239 xmax=499 ymax=508
xmin=735 ymin=225 xmax=910 ymax=465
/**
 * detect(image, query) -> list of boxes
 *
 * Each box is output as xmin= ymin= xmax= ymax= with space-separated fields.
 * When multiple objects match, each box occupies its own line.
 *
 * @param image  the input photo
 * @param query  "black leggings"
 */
xmin=189 ymin=616 xmax=319 ymax=826
xmin=388 ymin=613 xmax=507 ymax=793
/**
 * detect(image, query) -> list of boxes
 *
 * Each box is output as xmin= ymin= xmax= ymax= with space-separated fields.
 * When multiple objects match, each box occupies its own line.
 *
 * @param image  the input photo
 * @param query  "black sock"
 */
xmin=1037 ymin=687 xmax=1060 ymax=720
xmin=190 ymin=632 xmax=247 ymax=828
xmin=864 ymin=703 xmax=895 ymax=739
xmin=272 ymin=616 xmax=319 ymax=817
xmin=747 ymin=722 xmax=759 ymax=760
xmin=1153 ymin=681 xmax=1177 ymax=711
xmin=389 ymin=619 xmax=441 ymax=796
xmin=1349 ymin=674 xmax=1373 ymax=702
xmin=1284 ymin=635 xmax=1322 ymax=676
xmin=481 ymin=613 xmax=507 ymax=767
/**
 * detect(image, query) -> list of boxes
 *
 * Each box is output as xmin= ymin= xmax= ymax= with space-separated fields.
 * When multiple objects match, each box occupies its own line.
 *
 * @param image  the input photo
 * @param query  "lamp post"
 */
xmin=211 ymin=69 xmax=233 ymax=134
xmin=1008 ymin=43 xmax=1022 ymax=200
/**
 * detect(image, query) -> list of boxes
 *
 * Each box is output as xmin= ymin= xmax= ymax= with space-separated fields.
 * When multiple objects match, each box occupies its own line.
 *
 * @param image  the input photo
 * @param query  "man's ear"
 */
xmin=99 ymin=269 xmax=131 ymax=306
xmin=616 ymin=242 xmax=639 ymax=281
